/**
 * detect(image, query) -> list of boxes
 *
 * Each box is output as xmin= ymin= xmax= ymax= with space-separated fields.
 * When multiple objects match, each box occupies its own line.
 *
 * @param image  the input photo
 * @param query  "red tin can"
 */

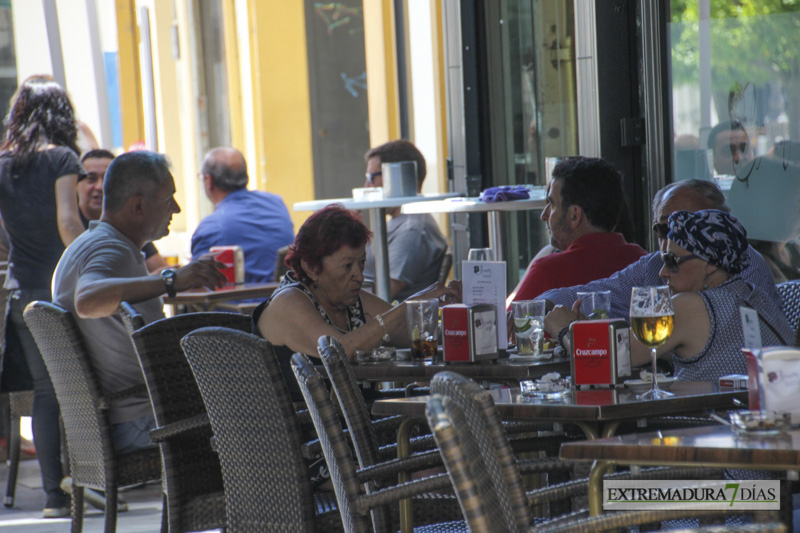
xmin=210 ymin=246 xmax=245 ymax=285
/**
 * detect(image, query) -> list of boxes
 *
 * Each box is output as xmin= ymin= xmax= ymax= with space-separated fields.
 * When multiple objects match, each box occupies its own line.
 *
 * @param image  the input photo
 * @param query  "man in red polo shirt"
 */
xmin=509 ymin=156 xmax=646 ymax=304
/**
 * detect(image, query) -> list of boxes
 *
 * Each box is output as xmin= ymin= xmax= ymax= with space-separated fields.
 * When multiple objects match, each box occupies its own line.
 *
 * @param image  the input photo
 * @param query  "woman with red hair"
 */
xmin=254 ymin=204 xmax=459 ymax=398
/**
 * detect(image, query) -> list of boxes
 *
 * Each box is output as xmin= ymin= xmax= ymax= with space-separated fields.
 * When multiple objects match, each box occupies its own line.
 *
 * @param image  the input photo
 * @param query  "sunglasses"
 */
xmin=365 ymin=171 xmax=382 ymax=186
xmin=661 ymin=251 xmax=701 ymax=273
xmin=652 ymin=222 xmax=669 ymax=240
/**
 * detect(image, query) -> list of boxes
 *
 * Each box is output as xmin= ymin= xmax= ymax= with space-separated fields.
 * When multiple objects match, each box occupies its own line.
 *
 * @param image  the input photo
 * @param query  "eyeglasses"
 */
xmin=661 ymin=251 xmax=701 ymax=273
xmin=365 ymin=171 xmax=381 ymax=186
xmin=652 ymin=222 xmax=669 ymax=240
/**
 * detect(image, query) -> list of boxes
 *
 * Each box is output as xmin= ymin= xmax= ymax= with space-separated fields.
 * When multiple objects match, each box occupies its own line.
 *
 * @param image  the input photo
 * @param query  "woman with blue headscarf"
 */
xmin=547 ymin=209 xmax=793 ymax=381
xmin=639 ymin=209 xmax=792 ymax=380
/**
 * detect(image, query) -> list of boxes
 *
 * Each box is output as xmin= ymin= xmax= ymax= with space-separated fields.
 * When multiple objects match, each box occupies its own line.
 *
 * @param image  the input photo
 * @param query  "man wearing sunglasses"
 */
xmin=362 ymin=140 xmax=447 ymax=301
xmin=538 ymin=179 xmax=779 ymax=322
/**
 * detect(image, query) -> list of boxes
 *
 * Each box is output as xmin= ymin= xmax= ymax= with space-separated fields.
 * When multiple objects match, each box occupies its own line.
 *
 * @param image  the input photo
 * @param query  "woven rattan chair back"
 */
xmin=129 ymin=311 xmax=249 ymax=532
xmin=181 ymin=327 xmax=321 ymax=532
xmin=776 ymin=280 xmax=800 ymax=345
xmin=292 ymin=352 xmax=374 ymax=533
xmin=426 ymin=395 xmax=492 ymax=533
xmin=431 ymin=371 xmax=532 ymax=532
xmin=118 ymin=301 xmax=145 ymax=336
xmin=130 ymin=311 xmax=250 ymax=425
xmin=318 ymin=336 xmax=382 ymax=467
xmin=23 ymin=301 xmax=162 ymax=533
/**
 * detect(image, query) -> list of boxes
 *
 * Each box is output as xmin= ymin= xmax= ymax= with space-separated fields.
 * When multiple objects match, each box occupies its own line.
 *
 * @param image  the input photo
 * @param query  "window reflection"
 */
xmin=668 ymin=2 xmax=800 ymax=282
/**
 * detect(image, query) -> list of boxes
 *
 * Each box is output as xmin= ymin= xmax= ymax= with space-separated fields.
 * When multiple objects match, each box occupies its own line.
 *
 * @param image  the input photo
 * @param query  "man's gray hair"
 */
xmin=103 ymin=151 xmax=171 ymax=213
xmin=651 ymin=179 xmax=729 ymax=220
xmin=202 ymin=151 xmax=248 ymax=192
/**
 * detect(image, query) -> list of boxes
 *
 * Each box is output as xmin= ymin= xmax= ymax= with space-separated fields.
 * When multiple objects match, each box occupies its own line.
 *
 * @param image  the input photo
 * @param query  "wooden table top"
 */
xmin=353 ymin=352 xmax=570 ymax=382
xmin=559 ymin=424 xmax=800 ymax=470
xmin=163 ymin=282 xmax=278 ymax=306
xmin=371 ymin=381 xmax=747 ymax=422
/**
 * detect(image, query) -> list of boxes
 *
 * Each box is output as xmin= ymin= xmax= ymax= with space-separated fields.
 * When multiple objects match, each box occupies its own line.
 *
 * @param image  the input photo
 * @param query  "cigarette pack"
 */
xmin=718 ymin=374 xmax=748 ymax=389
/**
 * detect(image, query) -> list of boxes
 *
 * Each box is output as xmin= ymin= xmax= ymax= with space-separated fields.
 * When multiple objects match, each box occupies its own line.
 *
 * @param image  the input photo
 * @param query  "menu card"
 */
xmin=462 ymin=260 xmax=507 ymax=350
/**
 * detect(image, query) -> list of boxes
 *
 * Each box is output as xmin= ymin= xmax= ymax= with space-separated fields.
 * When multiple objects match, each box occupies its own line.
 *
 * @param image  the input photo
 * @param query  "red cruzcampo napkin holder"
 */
xmin=569 ymin=319 xmax=632 ymax=387
xmin=442 ymin=303 xmax=498 ymax=363
xmin=210 ymin=246 xmax=245 ymax=286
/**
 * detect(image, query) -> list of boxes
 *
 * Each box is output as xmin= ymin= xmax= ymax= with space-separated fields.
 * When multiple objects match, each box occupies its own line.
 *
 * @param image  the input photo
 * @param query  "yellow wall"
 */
xmin=115 ymin=0 xmax=144 ymax=150
xmin=248 ymin=0 xmax=314 ymax=231
xmin=363 ymin=0 xmax=400 ymax=145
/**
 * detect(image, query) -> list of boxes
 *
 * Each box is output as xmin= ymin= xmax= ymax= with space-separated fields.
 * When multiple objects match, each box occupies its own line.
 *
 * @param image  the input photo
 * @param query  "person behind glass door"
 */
xmin=707 ymin=120 xmax=751 ymax=175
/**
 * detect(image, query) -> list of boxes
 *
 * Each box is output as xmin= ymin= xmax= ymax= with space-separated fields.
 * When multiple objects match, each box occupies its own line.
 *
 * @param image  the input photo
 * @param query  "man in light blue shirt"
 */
xmin=192 ymin=147 xmax=294 ymax=283
xmin=540 ymin=179 xmax=780 ymax=320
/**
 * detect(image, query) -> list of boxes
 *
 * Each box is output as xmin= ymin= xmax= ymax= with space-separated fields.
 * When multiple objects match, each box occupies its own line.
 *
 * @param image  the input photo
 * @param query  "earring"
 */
xmin=312 ymin=279 xmax=318 ymax=288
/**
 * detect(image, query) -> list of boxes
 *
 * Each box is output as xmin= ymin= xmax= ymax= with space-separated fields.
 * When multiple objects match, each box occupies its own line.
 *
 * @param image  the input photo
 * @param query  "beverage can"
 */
xmin=209 ymin=245 xmax=245 ymax=285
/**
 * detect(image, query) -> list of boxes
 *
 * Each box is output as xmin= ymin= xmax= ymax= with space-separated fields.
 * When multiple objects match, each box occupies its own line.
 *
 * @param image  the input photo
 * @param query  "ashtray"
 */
xmin=729 ymin=410 xmax=790 ymax=436
xmin=624 ymin=377 xmax=676 ymax=394
xmin=355 ymin=346 xmax=396 ymax=364
xmin=520 ymin=376 xmax=571 ymax=401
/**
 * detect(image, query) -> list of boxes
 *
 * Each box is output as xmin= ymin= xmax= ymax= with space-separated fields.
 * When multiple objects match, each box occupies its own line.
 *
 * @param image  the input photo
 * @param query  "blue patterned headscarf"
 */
xmin=667 ymin=209 xmax=749 ymax=274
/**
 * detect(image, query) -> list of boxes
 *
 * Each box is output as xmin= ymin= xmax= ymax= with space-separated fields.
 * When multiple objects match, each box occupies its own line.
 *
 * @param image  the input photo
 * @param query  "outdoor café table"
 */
xmin=352 ymin=350 xmax=570 ymax=384
xmin=371 ymin=380 xmax=747 ymax=440
xmin=294 ymin=192 xmax=461 ymax=301
xmin=162 ymin=281 xmax=279 ymax=313
xmin=373 ymin=380 xmax=746 ymax=533
xmin=400 ymin=190 xmax=546 ymax=262
xmin=559 ymin=424 xmax=800 ymax=518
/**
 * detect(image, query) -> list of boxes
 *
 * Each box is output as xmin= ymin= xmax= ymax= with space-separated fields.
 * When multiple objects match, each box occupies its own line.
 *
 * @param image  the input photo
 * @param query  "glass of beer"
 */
xmin=406 ymin=299 xmax=439 ymax=360
xmin=629 ymin=286 xmax=675 ymax=399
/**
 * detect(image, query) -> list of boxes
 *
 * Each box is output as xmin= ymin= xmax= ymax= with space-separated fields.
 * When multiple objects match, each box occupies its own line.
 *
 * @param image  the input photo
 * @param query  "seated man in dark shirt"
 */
xmin=79 ymin=150 xmax=168 ymax=273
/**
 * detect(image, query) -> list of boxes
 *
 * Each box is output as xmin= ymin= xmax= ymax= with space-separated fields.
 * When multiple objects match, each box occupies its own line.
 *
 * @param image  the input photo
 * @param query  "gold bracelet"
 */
xmin=374 ymin=314 xmax=391 ymax=344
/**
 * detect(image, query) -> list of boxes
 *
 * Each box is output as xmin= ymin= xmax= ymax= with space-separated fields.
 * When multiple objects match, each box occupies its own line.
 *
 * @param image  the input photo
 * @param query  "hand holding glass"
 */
xmin=629 ymin=286 xmax=674 ymax=399
xmin=577 ymin=291 xmax=611 ymax=319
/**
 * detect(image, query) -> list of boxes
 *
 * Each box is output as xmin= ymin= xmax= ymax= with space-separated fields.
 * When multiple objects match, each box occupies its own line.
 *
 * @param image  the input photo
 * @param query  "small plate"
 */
xmin=624 ymin=377 xmax=676 ymax=394
xmin=508 ymin=351 xmax=553 ymax=362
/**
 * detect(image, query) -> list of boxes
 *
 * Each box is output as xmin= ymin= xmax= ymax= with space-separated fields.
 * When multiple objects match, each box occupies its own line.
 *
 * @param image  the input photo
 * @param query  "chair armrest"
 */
xmin=353 ymin=473 xmax=453 ymax=516
xmin=149 ymin=414 xmax=210 ymax=443
xmin=97 ymin=384 xmax=148 ymax=410
xmin=356 ymin=449 xmax=443 ymax=483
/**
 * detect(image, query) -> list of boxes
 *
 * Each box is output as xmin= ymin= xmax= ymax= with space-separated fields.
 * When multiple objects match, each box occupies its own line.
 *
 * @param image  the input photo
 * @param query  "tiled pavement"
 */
xmin=0 ymin=458 xmax=172 ymax=532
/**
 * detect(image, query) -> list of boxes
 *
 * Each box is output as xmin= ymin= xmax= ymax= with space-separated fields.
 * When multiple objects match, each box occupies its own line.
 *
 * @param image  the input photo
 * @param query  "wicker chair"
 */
xmin=776 ymin=279 xmax=800 ymax=345
xmin=428 ymin=371 xmax=784 ymax=532
xmin=291 ymin=352 xmax=467 ymax=533
xmin=180 ymin=327 xmax=341 ymax=532
xmin=23 ymin=301 xmax=163 ymax=533
xmin=317 ymin=336 xmax=463 ymax=529
xmin=127 ymin=309 xmax=250 ymax=533
xmin=0 ymin=285 xmax=35 ymax=508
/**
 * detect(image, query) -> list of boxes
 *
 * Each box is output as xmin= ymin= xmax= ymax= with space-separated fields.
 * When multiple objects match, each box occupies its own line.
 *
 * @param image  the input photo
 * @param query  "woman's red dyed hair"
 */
xmin=285 ymin=204 xmax=372 ymax=282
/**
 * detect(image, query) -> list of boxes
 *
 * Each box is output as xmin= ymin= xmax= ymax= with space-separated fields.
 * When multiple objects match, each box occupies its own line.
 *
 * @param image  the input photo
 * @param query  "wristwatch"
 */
xmin=160 ymin=268 xmax=177 ymax=298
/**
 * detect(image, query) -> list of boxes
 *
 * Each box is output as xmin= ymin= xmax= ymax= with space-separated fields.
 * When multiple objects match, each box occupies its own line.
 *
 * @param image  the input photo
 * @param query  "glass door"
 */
xmin=666 ymin=1 xmax=800 ymax=282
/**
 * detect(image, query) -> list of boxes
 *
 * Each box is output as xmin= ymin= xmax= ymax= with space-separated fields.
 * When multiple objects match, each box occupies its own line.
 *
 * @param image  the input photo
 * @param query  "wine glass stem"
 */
xmin=650 ymin=347 xmax=661 ymax=393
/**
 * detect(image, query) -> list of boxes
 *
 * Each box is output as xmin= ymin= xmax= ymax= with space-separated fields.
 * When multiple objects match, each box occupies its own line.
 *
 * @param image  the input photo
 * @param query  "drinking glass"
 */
xmin=467 ymin=248 xmax=496 ymax=262
xmin=510 ymin=299 xmax=546 ymax=356
xmin=405 ymin=299 xmax=439 ymax=359
xmin=577 ymin=291 xmax=611 ymax=319
xmin=629 ymin=286 xmax=675 ymax=399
